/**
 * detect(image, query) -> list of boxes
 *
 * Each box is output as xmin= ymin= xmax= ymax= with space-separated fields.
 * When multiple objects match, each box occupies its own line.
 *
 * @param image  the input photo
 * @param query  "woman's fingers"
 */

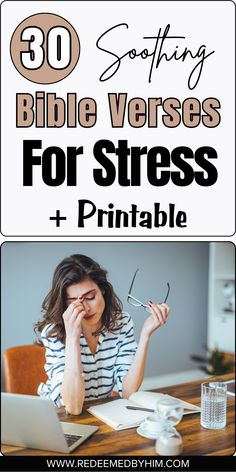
xmin=64 ymin=299 xmax=80 ymax=316
xmin=63 ymin=299 xmax=86 ymax=323
xmin=148 ymin=302 xmax=170 ymax=326
xmin=162 ymin=303 xmax=170 ymax=316
xmin=148 ymin=302 xmax=163 ymax=326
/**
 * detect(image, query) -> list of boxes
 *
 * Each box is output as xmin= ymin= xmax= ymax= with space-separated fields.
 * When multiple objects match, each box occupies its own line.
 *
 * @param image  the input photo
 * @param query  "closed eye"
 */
xmin=66 ymin=297 xmax=77 ymax=303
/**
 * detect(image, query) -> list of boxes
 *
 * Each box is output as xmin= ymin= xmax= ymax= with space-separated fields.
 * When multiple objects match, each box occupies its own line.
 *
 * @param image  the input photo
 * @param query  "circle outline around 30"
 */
xmin=10 ymin=12 xmax=81 ymax=85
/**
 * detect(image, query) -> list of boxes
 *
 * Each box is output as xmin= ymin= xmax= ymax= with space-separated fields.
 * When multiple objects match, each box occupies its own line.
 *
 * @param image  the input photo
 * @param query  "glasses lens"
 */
xmin=144 ymin=306 xmax=152 ymax=313
xmin=128 ymin=296 xmax=141 ymax=307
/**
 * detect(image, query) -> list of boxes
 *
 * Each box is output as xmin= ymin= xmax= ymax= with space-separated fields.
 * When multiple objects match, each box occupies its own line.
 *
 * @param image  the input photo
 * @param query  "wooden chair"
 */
xmin=3 ymin=344 xmax=47 ymax=395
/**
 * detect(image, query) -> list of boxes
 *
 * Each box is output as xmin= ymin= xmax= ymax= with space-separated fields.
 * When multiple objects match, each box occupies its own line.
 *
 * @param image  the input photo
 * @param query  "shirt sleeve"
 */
xmin=37 ymin=325 xmax=65 ymax=407
xmin=113 ymin=313 xmax=137 ymax=396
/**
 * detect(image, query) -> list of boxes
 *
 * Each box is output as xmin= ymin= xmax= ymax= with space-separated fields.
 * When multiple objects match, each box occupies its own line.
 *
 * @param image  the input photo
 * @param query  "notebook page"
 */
xmin=129 ymin=391 xmax=165 ymax=410
xmin=87 ymin=398 xmax=149 ymax=430
xmin=129 ymin=391 xmax=200 ymax=412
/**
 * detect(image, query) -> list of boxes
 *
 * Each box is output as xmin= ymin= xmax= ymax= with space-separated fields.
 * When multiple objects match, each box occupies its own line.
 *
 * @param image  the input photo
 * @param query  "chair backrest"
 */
xmin=4 ymin=344 xmax=47 ymax=395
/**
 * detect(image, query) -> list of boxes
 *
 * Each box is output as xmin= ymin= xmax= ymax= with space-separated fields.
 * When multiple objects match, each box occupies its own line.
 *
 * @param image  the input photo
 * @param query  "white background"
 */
xmin=1 ymin=1 xmax=235 ymax=236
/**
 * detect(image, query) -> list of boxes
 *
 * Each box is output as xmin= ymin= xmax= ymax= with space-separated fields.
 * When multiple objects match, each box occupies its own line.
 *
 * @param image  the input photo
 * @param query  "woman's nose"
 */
xmin=81 ymin=299 xmax=90 ymax=312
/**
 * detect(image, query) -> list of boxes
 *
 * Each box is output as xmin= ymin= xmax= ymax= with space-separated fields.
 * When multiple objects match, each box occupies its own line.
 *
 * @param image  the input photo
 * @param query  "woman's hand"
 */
xmin=63 ymin=299 xmax=86 ymax=340
xmin=62 ymin=299 xmax=86 ymax=415
xmin=141 ymin=302 xmax=170 ymax=340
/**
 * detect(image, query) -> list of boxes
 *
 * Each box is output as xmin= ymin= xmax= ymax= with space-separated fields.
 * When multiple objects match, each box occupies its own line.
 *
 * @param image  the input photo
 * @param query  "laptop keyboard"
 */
xmin=64 ymin=433 xmax=83 ymax=447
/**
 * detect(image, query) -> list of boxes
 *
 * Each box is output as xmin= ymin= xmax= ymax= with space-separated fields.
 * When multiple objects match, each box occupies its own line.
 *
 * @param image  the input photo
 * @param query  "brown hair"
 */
xmin=35 ymin=254 xmax=123 ymax=343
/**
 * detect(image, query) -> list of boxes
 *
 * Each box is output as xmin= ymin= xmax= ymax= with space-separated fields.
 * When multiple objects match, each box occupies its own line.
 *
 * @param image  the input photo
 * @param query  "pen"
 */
xmin=126 ymin=406 xmax=154 ymax=412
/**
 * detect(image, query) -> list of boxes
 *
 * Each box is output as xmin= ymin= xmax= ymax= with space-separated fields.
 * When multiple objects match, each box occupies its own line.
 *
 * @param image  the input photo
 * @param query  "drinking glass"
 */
xmin=201 ymin=382 xmax=227 ymax=429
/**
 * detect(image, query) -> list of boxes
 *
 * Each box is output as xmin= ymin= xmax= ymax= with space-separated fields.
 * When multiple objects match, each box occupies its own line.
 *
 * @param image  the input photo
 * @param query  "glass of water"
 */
xmin=201 ymin=382 xmax=227 ymax=429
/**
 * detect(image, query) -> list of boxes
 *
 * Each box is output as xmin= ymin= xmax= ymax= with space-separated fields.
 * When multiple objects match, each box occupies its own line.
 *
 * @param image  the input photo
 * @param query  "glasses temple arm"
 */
xmin=164 ymin=282 xmax=170 ymax=303
xmin=128 ymin=268 xmax=139 ymax=295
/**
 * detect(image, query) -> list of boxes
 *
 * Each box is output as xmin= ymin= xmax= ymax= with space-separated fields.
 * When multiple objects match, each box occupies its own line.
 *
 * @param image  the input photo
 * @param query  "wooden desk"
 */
xmin=2 ymin=373 xmax=235 ymax=456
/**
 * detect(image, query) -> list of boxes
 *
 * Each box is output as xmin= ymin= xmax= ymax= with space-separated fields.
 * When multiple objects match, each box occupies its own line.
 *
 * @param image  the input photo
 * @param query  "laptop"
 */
xmin=1 ymin=392 xmax=98 ymax=453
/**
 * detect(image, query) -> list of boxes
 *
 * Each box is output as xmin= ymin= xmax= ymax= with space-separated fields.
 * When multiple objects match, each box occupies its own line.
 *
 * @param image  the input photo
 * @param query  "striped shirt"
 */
xmin=38 ymin=312 xmax=137 ymax=407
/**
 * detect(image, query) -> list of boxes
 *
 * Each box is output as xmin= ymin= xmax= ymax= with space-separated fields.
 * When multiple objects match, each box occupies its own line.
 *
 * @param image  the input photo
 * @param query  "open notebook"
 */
xmin=87 ymin=390 xmax=201 ymax=430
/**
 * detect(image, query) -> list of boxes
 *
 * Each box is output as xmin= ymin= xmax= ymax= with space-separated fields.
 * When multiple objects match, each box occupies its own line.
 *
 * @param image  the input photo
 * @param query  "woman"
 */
xmin=35 ymin=254 xmax=170 ymax=415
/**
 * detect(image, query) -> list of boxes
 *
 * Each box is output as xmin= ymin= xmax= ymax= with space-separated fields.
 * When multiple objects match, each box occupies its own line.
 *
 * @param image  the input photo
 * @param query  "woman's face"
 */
xmin=65 ymin=278 xmax=105 ymax=330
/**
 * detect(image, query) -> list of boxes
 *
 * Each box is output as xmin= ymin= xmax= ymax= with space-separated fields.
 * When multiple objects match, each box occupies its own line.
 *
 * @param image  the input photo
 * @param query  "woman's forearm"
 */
xmin=122 ymin=302 xmax=170 ymax=398
xmin=61 ymin=340 xmax=85 ymax=415
xmin=122 ymin=333 xmax=150 ymax=398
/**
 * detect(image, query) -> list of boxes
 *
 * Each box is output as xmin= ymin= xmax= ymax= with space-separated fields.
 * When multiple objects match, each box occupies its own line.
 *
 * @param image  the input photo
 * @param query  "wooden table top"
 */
xmin=2 ymin=373 xmax=235 ymax=456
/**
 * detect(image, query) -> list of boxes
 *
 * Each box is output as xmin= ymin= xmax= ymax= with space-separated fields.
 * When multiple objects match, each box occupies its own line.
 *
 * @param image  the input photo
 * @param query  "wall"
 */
xmin=1 ymin=242 xmax=209 ymax=389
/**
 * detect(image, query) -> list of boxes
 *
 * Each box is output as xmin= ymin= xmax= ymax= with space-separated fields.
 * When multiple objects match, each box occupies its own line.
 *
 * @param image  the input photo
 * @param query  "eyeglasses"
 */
xmin=127 ymin=268 xmax=170 ymax=313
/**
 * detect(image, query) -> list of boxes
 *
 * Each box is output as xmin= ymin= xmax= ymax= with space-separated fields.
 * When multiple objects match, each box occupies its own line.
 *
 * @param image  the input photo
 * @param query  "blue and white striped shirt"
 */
xmin=38 ymin=312 xmax=137 ymax=407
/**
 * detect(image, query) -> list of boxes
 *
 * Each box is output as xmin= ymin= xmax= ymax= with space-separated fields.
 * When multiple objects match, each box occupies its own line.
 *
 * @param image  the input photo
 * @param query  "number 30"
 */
xmin=20 ymin=26 xmax=71 ymax=70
